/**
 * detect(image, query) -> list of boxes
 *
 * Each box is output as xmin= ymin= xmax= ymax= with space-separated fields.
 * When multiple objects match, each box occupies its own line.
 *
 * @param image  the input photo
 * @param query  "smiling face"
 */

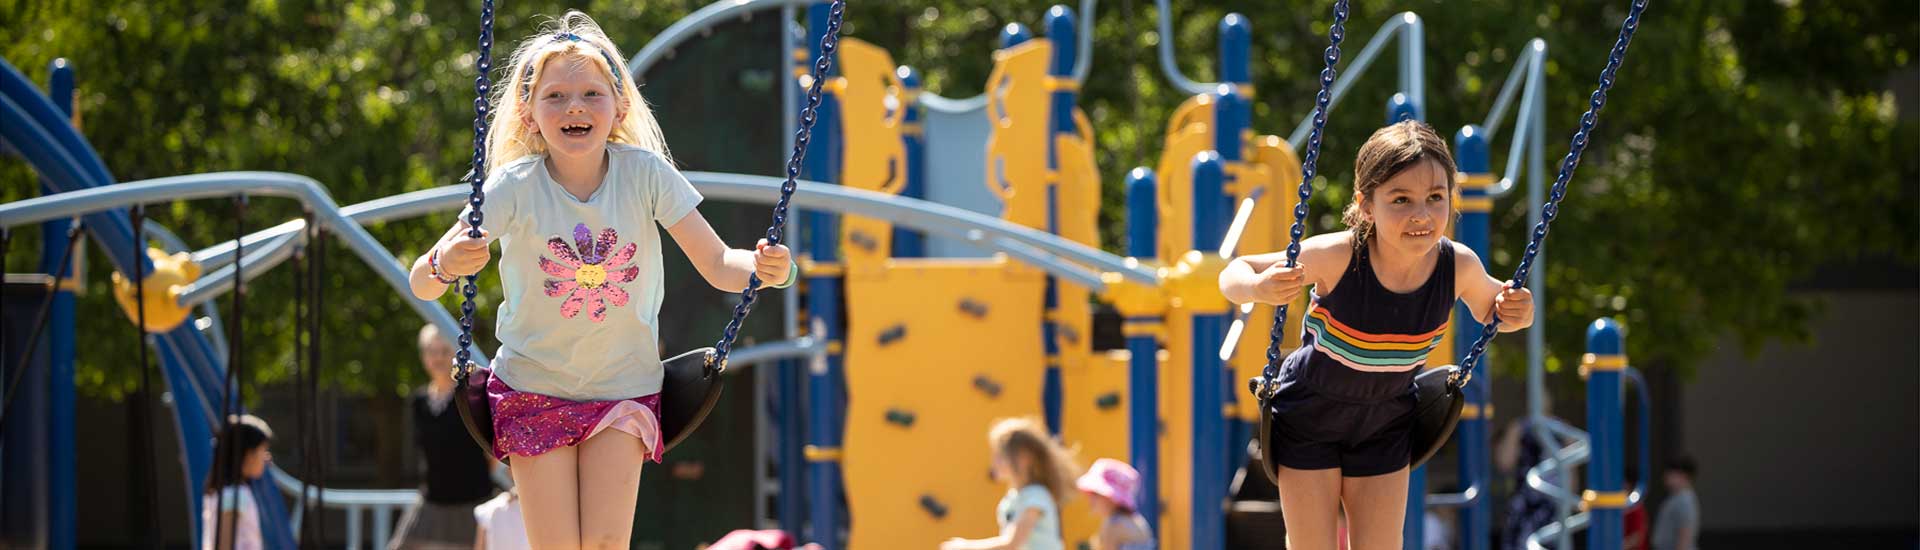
xmin=1359 ymin=158 xmax=1453 ymax=254
xmin=1344 ymin=121 xmax=1458 ymax=252
xmin=521 ymin=53 xmax=625 ymax=161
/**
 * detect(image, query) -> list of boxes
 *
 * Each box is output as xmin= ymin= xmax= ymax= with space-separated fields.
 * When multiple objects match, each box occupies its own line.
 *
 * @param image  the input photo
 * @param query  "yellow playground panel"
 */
xmin=841 ymin=258 xmax=1048 ymax=550
xmin=834 ymin=32 xmax=1125 ymax=549
xmin=983 ymin=39 xmax=1055 ymax=232
xmin=832 ymin=37 xmax=906 ymax=273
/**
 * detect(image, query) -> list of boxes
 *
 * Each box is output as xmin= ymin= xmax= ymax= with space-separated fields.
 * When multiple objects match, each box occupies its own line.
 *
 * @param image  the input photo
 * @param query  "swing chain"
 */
xmin=707 ymin=0 xmax=847 ymax=376
xmin=455 ymin=0 xmax=496 ymax=384
xmin=1252 ymin=0 xmax=1348 ymax=403
xmin=1450 ymin=0 xmax=1648 ymax=390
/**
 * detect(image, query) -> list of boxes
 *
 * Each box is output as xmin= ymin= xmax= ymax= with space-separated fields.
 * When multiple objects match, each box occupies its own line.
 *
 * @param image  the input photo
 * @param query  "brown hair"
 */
xmin=1343 ymin=120 xmax=1457 ymax=249
xmin=989 ymin=417 xmax=1078 ymax=512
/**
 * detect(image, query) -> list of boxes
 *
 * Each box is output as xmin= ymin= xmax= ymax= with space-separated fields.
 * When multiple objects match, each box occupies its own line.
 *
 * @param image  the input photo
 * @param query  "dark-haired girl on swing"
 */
xmin=1220 ymin=120 xmax=1535 ymax=549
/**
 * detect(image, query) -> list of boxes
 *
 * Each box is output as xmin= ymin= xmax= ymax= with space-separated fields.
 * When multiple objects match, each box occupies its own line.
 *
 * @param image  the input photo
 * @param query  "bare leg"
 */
xmin=1342 ymin=467 xmax=1410 ymax=550
xmin=576 ymin=429 xmax=648 ymax=549
xmin=1277 ymin=466 xmax=1344 ymax=550
xmin=511 ymin=447 xmax=582 ymax=549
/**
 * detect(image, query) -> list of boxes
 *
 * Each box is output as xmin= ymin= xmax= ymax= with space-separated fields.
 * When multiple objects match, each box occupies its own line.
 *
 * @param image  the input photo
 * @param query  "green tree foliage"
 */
xmin=3 ymin=0 xmax=1913 ymax=400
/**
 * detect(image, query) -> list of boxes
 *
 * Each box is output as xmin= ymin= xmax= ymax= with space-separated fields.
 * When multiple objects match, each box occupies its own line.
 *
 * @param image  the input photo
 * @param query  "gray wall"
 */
xmin=1680 ymin=290 xmax=1920 ymax=531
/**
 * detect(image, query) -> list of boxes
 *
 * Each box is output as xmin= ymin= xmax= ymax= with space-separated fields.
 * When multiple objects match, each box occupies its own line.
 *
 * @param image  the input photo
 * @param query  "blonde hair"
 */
xmin=989 ymin=417 xmax=1079 ymax=512
xmin=486 ymin=11 xmax=670 ymax=170
xmin=1343 ymin=120 xmax=1457 ymax=249
xmin=417 ymin=323 xmax=443 ymax=352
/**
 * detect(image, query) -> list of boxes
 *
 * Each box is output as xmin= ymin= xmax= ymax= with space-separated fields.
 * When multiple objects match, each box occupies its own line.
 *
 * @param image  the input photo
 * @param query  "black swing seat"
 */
xmin=1253 ymin=365 xmax=1465 ymax=485
xmin=453 ymin=347 xmax=727 ymax=459
xmin=1407 ymin=365 xmax=1466 ymax=469
xmin=657 ymin=347 xmax=726 ymax=452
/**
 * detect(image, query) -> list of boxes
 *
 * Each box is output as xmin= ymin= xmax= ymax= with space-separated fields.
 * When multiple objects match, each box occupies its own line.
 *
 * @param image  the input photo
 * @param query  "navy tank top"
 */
xmin=1283 ymin=238 xmax=1456 ymax=402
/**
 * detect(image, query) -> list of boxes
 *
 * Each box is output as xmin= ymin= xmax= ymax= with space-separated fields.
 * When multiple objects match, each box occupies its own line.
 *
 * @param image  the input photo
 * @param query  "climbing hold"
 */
xmin=878 ymin=324 xmax=908 ymax=346
xmin=1059 ymin=324 xmax=1081 ymax=345
xmin=848 ymin=229 xmax=879 ymax=252
xmin=919 ymin=494 xmax=948 ymax=519
xmin=958 ymin=298 xmax=990 ymax=319
xmin=1095 ymin=392 xmax=1122 ymax=410
xmin=885 ymin=408 xmax=916 ymax=427
xmin=972 ymin=375 xmax=1003 ymax=398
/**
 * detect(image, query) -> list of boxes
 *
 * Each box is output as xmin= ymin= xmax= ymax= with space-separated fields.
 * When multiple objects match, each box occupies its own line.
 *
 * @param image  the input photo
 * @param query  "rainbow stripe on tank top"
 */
xmin=1303 ymin=305 xmax=1448 ymax=373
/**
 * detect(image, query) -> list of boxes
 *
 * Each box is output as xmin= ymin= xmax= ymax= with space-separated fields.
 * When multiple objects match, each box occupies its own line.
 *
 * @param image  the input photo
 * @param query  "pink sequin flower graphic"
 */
xmin=541 ymin=223 xmax=638 ymax=322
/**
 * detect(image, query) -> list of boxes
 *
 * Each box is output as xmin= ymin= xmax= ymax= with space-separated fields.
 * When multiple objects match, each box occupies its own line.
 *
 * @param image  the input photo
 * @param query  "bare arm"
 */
xmin=1452 ymin=242 xmax=1533 ymax=332
xmin=1220 ymin=233 xmax=1349 ymax=305
xmin=409 ymin=222 xmax=490 ymax=301
xmin=1220 ymin=250 xmax=1296 ymax=305
xmin=665 ymin=210 xmax=791 ymax=292
xmin=1001 ymin=507 xmax=1041 ymax=549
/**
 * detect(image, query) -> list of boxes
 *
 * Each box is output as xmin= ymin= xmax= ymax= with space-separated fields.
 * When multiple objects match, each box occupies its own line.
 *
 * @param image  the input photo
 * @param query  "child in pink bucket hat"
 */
xmin=1076 ymin=458 xmax=1156 ymax=550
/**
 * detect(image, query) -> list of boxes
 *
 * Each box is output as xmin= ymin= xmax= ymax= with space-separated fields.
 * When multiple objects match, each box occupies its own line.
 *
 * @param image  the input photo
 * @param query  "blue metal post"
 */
xmin=777 ymin=357 xmax=807 ymax=537
xmin=893 ymin=65 xmax=926 ymax=258
xmin=1205 ymin=13 xmax=1251 ymax=484
xmin=1219 ymin=14 xmax=1250 ymax=87
xmin=1123 ymin=168 xmax=1162 ymax=537
xmin=1214 ymin=13 xmax=1251 ymax=487
xmin=40 ymin=59 xmax=78 ymax=550
xmin=1000 ymin=23 xmax=1033 ymax=49
xmin=1388 ymin=92 xmax=1420 ymax=124
xmin=1586 ymin=319 xmax=1626 ymax=549
xmin=1040 ymin=6 xmax=1077 ymax=435
xmin=802 ymin=6 xmax=846 ymax=547
xmin=1189 ymin=153 xmax=1231 ymax=550
xmin=1453 ymin=126 xmax=1493 ymax=550
xmin=1215 ymin=19 xmax=1250 ymax=162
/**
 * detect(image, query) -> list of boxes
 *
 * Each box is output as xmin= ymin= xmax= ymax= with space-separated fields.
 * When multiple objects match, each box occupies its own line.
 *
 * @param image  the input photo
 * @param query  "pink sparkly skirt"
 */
xmin=486 ymin=372 xmax=664 ymax=463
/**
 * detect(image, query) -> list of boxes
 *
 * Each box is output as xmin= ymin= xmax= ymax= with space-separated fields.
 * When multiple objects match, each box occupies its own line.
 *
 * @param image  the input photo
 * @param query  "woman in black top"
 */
xmin=389 ymin=324 xmax=497 ymax=550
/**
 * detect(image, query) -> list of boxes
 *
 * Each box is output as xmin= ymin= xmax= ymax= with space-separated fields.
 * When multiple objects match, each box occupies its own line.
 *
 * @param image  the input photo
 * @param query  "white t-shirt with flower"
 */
xmin=472 ymin=144 xmax=702 ymax=402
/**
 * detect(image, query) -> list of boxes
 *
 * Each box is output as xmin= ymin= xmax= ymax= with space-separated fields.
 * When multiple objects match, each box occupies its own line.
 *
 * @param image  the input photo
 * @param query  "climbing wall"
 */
xmin=841 ymin=258 xmax=1047 ymax=550
xmin=834 ymin=37 xmax=907 ymax=271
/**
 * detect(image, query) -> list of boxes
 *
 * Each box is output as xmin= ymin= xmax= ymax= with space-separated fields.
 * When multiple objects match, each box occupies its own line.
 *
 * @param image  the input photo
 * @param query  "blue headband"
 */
xmin=519 ymin=32 xmax=627 ymax=101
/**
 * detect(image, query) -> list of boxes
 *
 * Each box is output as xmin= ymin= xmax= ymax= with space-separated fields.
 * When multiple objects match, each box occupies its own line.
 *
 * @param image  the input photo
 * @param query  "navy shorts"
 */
xmin=1265 ymin=357 xmax=1417 ymax=477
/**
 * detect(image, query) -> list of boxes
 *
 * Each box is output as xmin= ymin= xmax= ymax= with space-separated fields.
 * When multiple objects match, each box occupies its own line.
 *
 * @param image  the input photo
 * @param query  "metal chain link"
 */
xmin=709 ymin=0 xmax=848 ymax=376
xmin=1451 ymin=0 xmax=1649 ymax=390
xmin=454 ymin=0 xmax=495 ymax=383
xmin=1252 ymin=0 xmax=1348 ymax=402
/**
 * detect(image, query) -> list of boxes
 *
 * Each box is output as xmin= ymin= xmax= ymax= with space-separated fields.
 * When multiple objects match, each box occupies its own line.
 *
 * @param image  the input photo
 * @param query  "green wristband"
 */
xmin=770 ymin=258 xmax=800 ymax=289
